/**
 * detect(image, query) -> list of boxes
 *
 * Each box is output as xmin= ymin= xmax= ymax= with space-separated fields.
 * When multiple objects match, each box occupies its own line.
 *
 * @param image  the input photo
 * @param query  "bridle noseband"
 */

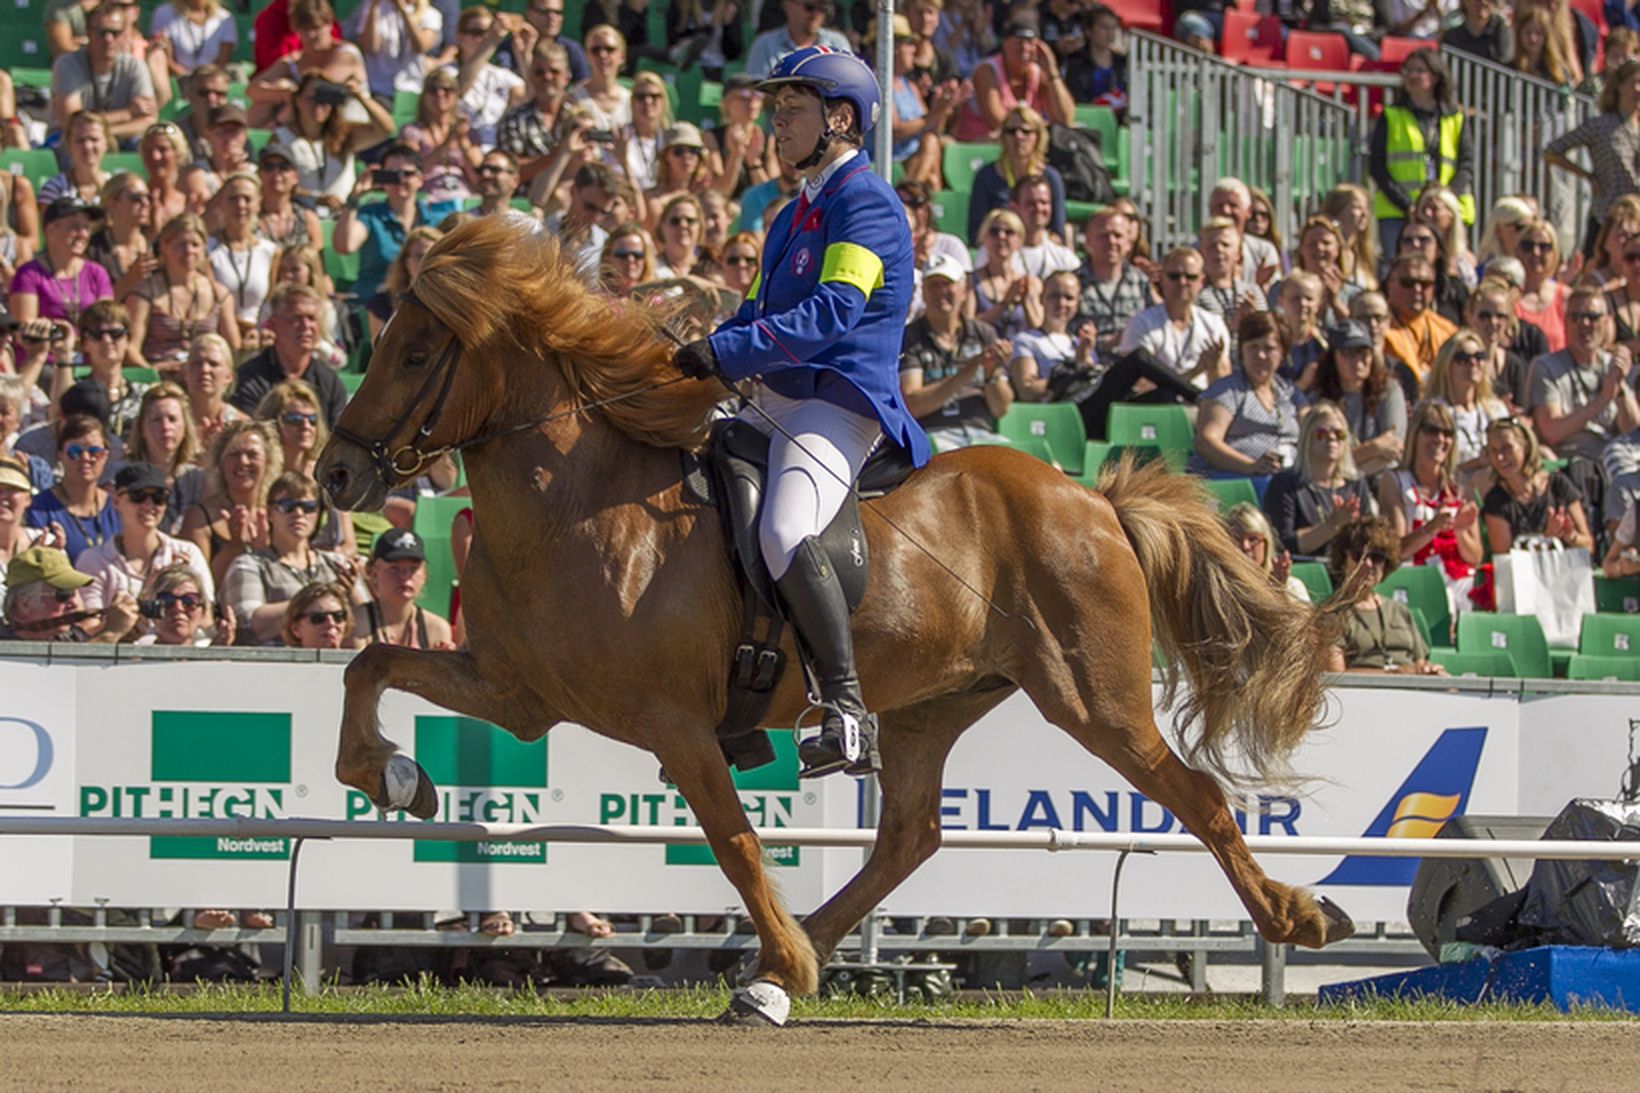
xmin=330 ymin=289 xmax=465 ymax=486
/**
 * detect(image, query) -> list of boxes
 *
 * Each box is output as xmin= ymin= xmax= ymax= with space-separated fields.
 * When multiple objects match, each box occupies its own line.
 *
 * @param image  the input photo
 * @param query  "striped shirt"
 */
xmin=1544 ymin=114 xmax=1640 ymax=221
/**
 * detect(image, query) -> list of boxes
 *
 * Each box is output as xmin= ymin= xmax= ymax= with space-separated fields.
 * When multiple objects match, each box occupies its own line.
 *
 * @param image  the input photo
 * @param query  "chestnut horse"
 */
xmin=318 ymin=217 xmax=1352 ymax=1016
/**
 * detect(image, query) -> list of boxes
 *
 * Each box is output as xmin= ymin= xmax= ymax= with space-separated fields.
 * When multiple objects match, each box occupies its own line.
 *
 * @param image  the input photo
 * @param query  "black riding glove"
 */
xmin=674 ymin=337 xmax=721 ymax=381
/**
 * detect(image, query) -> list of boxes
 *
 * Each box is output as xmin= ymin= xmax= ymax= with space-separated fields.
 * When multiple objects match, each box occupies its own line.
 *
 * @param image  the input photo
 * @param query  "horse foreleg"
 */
xmin=651 ymin=731 xmax=818 ymax=1017
xmin=803 ymin=695 xmax=991 ymax=963
xmin=337 ymin=645 xmax=547 ymax=818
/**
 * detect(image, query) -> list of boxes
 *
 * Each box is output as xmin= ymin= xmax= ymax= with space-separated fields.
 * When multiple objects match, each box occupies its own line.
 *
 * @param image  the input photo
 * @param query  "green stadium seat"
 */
xmin=998 ymin=403 xmax=1086 ymax=475
xmin=1 ymin=149 xmax=60 ymax=191
xmin=104 ymin=153 xmax=145 ymax=177
xmin=1457 ymin=613 xmax=1551 ymax=679
xmin=1200 ymin=477 xmax=1257 ymax=512
xmin=1578 ymin=613 xmax=1640 ymax=657
xmin=350 ymin=509 xmax=393 ymax=559
xmin=411 ymin=494 xmax=472 ymax=618
xmin=1595 ymin=574 xmax=1640 ymax=614
xmin=10 ymin=68 xmax=52 ymax=91
xmin=1289 ymin=561 xmax=1332 ymax=603
xmin=321 ymin=217 xmax=360 ymax=290
xmin=1567 ymin=654 xmax=1640 ymax=682
xmin=1073 ymin=104 xmax=1129 ymax=196
xmin=941 ymin=141 xmax=994 ymax=193
xmin=392 ymin=90 xmax=421 ymax=130
xmin=1427 ymin=649 xmax=1516 ymax=678
xmin=931 ymin=190 xmax=968 ymax=238
xmin=1376 ymin=564 xmax=1454 ymax=649
xmin=1106 ymin=403 xmax=1193 ymax=451
xmin=339 ymin=371 xmax=366 ymax=395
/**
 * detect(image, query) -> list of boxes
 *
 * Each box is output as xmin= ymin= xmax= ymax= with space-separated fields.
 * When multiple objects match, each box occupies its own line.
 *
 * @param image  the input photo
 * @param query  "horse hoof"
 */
xmin=720 ymin=981 xmax=790 ymax=1027
xmin=381 ymin=755 xmax=439 ymax=820
xmin=1318 ymin=895 xmax=1356 ymax=945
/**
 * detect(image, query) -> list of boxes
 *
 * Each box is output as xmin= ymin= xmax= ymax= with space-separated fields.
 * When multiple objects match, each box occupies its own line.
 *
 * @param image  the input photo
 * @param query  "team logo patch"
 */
xmin=792 ymin=247 xmax=813 ymax=276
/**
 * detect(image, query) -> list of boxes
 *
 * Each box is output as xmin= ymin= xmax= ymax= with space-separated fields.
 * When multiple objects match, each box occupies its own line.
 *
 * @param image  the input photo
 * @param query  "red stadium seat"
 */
xmin=1569 ymin=0 xmax=1606 ymax=30
xmin=1284 ymin=30 xmax=1351 ymax=71
xmin=1375 ymin=36 xmax=1426 ymax=67
xmin=1220 ymin=11 xmax=1284 ymax=66
xmin=1101 ymin=0 xmax=1169 ymax=34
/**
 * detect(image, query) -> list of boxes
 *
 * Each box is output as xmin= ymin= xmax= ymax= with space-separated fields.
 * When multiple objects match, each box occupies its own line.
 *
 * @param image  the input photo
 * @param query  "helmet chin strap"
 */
xmin=793 ymin=122 xmax=836 ymax=171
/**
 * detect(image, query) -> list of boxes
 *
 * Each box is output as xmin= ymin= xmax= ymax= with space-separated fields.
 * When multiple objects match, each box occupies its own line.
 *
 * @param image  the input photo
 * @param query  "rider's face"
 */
xmin=770 ymin=87 xmax=825 ymax=168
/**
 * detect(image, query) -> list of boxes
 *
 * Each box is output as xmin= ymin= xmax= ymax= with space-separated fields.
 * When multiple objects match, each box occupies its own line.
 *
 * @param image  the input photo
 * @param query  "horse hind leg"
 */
xmin=337 ymin=646 xmax=545 ymax=819
xmin=651 ymin=730 xmax=819 ymax=1021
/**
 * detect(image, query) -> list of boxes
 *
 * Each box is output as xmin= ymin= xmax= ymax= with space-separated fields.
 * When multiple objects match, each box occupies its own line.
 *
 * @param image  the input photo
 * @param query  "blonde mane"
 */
xmin=411 ymin=215 xmax=725 ymax=450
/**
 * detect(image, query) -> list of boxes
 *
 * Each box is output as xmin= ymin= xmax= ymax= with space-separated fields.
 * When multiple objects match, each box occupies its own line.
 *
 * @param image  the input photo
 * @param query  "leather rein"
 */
xmin=330 ymin=289 xmax=690 ymax=489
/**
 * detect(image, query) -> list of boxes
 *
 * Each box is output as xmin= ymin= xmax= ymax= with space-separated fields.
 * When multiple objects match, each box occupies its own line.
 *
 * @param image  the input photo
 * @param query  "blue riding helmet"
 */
xmin=758 ymin=45 xmax=881 ymax=137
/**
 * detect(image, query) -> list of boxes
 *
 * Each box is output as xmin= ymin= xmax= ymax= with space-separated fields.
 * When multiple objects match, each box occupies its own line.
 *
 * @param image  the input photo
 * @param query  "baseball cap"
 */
xmin=924 ymin=253 xmax=967 ymax=283
xmin=6 ymin=546 xmax=92 ymax=592
xmin=866 ymin=13 xmax=914 ymax=43
xmin=43 ymin=195 xmax=106 ymax=227
xmin=207 ymin=103 xmax=249 ymax=129
xmin=258 ymin=141 xmax=297 ymax=166
xmin=114 ymin=461 xmax=167 ymax=494
xmin=0 ymin=456 xmax=30 ymax=493
xmin=371 ymin=529 xmax=426 ymax=563
xmin=664 ymin=122 xmax=705 ymax=150
xmin=1004 ymin=10 xmax=1040 ymax=38
xmin=1325 ymin=320 xmax=1373 ymax=351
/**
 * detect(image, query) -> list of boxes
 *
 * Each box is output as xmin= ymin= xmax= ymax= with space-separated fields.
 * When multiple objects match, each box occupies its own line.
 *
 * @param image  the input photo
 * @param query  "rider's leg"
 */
xmin=753 ymin=390 xmax=883 ymax=777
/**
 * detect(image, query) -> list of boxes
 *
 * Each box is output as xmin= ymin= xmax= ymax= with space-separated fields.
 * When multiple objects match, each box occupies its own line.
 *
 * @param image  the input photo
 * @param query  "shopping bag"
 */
xmin=1492 ymin=538 xmax=1596 ymax=647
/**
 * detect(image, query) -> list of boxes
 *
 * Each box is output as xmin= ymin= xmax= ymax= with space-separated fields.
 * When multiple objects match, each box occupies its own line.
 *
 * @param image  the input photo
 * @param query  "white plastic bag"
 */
xmin=1493 ymin=538 xmax=1595 ymax=648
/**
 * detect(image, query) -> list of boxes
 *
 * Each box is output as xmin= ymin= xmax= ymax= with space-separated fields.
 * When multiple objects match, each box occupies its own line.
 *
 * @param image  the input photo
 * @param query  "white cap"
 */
xmin=924 ymin=254 xmax=967 ymax=284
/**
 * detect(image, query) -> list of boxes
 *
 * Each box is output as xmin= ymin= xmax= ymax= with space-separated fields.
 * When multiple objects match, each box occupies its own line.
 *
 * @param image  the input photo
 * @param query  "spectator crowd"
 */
xmin=0 ymin=0 xmax=1638 ymax=979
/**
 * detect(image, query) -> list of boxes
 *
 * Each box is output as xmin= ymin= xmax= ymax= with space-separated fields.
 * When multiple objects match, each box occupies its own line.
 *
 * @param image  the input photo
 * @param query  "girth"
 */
xmin=681 ymin=419 xmax=917 ymax=772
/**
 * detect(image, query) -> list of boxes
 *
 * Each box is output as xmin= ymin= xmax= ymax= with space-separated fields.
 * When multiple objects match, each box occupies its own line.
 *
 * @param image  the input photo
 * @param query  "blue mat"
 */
xmin=1321 ymin=946 xmax=1640 ymax=1013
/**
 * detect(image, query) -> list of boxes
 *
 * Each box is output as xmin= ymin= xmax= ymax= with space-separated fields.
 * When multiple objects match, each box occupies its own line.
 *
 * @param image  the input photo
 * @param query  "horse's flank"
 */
xmin=413 ymin=215 xmax=726 ymax=451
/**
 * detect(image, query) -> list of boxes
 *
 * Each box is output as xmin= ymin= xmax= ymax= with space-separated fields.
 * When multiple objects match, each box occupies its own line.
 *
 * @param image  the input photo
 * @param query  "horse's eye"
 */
xmin=405 ymin=349 xmax=429 ymax=368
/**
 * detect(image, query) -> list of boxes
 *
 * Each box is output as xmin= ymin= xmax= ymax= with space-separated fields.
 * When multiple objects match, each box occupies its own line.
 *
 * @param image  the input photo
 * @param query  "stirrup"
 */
xmin=797 ymin=706 xmax=880 ymax=779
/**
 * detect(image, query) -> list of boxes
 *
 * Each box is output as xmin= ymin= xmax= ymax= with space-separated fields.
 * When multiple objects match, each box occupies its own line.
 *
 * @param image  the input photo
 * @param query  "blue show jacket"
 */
xmin=706 ymin=155 xmax=931 ymax=468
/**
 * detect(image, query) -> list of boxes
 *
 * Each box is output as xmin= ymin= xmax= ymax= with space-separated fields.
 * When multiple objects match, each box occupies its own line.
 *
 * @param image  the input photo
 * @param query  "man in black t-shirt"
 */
xmin=899 ymin=255 xmax=1015 ymax=449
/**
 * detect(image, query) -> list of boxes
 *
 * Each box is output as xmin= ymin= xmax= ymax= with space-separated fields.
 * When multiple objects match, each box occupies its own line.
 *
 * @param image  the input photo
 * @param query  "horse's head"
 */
xmin=318 ymin=215 xmax=571 ymax=511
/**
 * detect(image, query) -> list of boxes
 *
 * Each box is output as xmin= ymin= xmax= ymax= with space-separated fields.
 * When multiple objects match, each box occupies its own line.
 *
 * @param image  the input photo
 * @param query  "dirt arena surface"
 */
xmin=6 ymin=1014 xmax=1639 ymax=1090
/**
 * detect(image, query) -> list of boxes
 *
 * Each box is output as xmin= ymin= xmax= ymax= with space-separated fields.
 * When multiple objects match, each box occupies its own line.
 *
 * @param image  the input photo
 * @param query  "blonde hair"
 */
xmin=1400 ymin=397 xmax=1460 ymax=482
xmin=1476 ymin=196 xmax=1536 ymax=263
xmin=1296 ymin=400 xmax=1359 ymax=484
xmin=155 ymin=212 xmax=211 ymax=274
xmin=1320 ymin=184 xmax=1378 ymax=290
xmin=631 ymin=71 xmax=674 ymax=127
xmin=205 ymin=418 xmax=283 ymax=502
xmin=387 ymin=226 xmax=443 ymax=295
xmin=1223 ymin=501 xmax=1278 ymax=576
xmin=1487 ymin=414 xmax=1543 ymax=478
xmin=126 ymin=381 xmax=202 ymax=473
xmin=255 ymin=378 xmax=330 ymax=467
xmin=1425 ymin=327 xmax=1499 ymax=409
xmin=1000 ymin=105 xmax=1049 ymax=177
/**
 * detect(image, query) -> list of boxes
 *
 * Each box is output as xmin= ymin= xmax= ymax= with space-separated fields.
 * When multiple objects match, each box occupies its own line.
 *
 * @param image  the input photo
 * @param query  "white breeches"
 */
xmin=737 ymin=386 xmax=883 ymax=579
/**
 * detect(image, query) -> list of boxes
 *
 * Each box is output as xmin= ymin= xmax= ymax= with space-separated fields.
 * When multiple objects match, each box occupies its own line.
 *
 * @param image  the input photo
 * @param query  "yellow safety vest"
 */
xmin=1373 ymin=106 xmax=1476 ymax=225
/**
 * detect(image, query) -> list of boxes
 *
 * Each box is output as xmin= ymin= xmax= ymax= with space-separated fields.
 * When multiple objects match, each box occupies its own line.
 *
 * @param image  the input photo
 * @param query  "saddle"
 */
xmin=681 ymin=418 xmax=918 ymax=772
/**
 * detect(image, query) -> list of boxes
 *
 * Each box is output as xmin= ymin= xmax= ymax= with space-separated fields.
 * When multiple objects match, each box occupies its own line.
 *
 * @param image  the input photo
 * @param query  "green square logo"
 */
xmin=665 ymin=734 xmax=800 ymax=867
xmin=411 ymin=716 xmax=549 ymax=864
xmin=143 ymin=711 xmax=291 ymax=860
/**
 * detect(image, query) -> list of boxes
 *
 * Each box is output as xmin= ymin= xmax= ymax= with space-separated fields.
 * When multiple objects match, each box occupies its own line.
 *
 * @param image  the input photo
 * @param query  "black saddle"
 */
xmin=681 ymin=418 xmax=918 ymax=771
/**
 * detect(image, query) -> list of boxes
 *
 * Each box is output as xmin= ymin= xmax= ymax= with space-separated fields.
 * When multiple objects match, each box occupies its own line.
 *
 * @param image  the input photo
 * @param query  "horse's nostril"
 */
xmin=324 ymin=465 xmax=350 ymax=498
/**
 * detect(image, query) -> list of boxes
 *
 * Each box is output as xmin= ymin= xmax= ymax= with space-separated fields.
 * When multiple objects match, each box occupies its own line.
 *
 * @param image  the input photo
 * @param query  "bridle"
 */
xmin=330 ymin=289 xmax=691 ymax=489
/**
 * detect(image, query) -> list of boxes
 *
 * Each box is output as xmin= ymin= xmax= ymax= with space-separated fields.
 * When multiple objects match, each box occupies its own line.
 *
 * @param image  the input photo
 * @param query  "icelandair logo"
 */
xmin=1316 ymin=726 xmax=1487 ymax=887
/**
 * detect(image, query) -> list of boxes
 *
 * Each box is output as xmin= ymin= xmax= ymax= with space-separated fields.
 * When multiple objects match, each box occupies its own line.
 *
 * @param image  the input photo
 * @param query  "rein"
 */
xmin=330 ymin=289 xmax=691 ymax=487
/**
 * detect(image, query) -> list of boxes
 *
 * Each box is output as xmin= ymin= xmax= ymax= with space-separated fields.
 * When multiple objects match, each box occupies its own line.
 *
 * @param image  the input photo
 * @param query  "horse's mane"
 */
xmin=412 ymin=214 xmax=725 ymax=450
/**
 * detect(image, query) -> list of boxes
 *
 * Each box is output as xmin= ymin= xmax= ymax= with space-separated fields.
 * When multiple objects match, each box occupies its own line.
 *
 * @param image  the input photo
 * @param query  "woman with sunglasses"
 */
xmin=401 ymin=68 xmax=482 ymax=218
xmin=69 ymin=299 xmax=146 ymax=441
xmin=281 ymin=579 xmax=359 ymax=649
xmin=255 ymin=379 xmax=330 ymax=482
xmin=1377 ymin=400 xmax=1482 ymax=619
xmin=617 ymin=70 xmax=672 ymax=193
xmin=597 ymin=222 xmax=654 ymax=297
xmin=652 ymin=193 xmax=709 ymax=280
xmin=74 ymin=461 xmax=213 ymax=624
xmin=1464 ymin=280 xmax=1533 ymax=411
xmin=140 ymin=123 xmax=192 ymax=233
xmin=125 ymin=380 xmax=206 ymax=533
xmin=1413 ymin=185 xmax=1479 ymax=289
xmin=953 ymin=11 xmax=1073 ymax=141
xmin=967 ymin=104 xmax=1065 ymax=245
xmin=180 ymin=418 xmax=281 ymax=586
xmin=1481 ymin=415 xmax=1594 ymax=554
xmin=1326 ymin=515 xmax=1446 ymax=675
xmin=137 ymin=561 xmax=234 ymax=646
xmin=256 ymin=145 xmax=323 ymax=252
xmin=717 ymin=230 xmax=762 ymax=301
xmin=1600 ymin=198 xmax=1640 ymax=342
xmin=646 ymin=124 xmax=713 ymax=229
xmin=1425 ymin=329 xmax=1511 ymax=480
xmin=88 ymin=172 xmax=157 ymax=304
xmin=181 ymin=333 xmax=244 ymax=453
xmin=225 ymin=471 xmax=361 ymax=644
xmin=971 ymin=208 xmax=1042 ymax=339
xmin=567 ymin=23 xmax=631 ymax=132
xmin=1513 ymin=218 xmax=1570 ymax=352
xmin=1262 ymin=399 xmax=1379 ymax=559
xmin=1393 ymin=219 xmax=1468 ymax=325
xmin=26 ymin=415 xmax=119 ymax=564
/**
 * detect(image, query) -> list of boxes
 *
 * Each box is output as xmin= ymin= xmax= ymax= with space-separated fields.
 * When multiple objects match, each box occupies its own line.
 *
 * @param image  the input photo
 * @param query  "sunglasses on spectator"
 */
xmin=1420 ymin=424 xmax=1455 ymax=438
xmin=1519 ymin=240 xmax=1553 ymax=254
xmin=122 ymin=488 xmax=169 ymax=506
xmin=726 ymin=255 xmax=758 ymax=267
xmin=1474 ymin=309 xmax=1508 ymax=320
xmin=1569 ymin=310 xmax=1607 ymax=323
xmin=667 ymin=215 xmax=699 ymax=226
xmin=85 ymin=326 xmax=128 ymax=341
xmin=1312 ymin=428 xmax=1348 ymax=441
xmin=1363 ymin=551 xmax=1391 ymax=567
xmin=988 ymin=225 xmax=1019 ymax=237
xmin=1452 ymin=350 xmax=1486 ymax=364
xmin=1001 ymin=126 xmax=1034 ymax=137
xmin=668 ymin=146 xmax=702 ymax=156
xmin=477 ymin=163 xmax=510 ymax=176
xmin=610 ymin=249 xmax=645 ymax=260
xmin=123 ymin=190 xmax=152 ymax=202
xmin=898 ymin=194 xmax=928 ymax=208
xmin=281 ymin=411 xmax=319 ymax=427
xmin=272 ymin=498 xmax=321 ymax=515
xmin=588 ymin=43 xmax=620 ymax=53
xmin=1401 ymin=234 xmax=1436 ymax=246
xmin=304 ymin=609 xmax=349 ymax=625
xmin=65 ymin=444 xmax=107 ymax=460
xmin=154 ymin=591 xmax=203 ymax=611
xmin=633 ymin=91 xmax=664 ymax=102
xmin=1397 ymin=277 xmax=1435 ymax=288
xmin=1164 ymin=270 xmax=1201 ymax=282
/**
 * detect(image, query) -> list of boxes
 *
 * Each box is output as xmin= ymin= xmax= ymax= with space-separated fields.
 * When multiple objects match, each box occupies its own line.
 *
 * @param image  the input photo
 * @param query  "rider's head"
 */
xmin=760 ymin=46 xmax=879 ymax=171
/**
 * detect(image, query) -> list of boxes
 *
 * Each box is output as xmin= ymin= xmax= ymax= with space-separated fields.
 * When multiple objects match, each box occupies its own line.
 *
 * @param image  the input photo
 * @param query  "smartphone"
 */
xmin=587 ymin=129 xmax=615 ymax=144
xmin=374 ymin=168 xmax=403 ymax=186
xmin=313 ymin=80 xmax=350 ymax=107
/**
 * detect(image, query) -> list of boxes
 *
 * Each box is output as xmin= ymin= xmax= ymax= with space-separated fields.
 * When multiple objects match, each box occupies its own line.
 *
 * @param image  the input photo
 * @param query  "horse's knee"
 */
xmin=342 ymin=642 xmax=392 ymax=692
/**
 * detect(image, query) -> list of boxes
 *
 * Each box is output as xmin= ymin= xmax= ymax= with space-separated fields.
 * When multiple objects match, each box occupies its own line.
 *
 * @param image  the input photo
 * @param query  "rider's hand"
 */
xmin=674 ymin=337 xmax=721 ymax=381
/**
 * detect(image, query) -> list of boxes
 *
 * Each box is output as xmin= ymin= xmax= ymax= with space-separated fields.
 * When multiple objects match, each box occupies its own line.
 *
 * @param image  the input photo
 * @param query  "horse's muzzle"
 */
xmin=317 ymin=439 xmax=390 ymax=514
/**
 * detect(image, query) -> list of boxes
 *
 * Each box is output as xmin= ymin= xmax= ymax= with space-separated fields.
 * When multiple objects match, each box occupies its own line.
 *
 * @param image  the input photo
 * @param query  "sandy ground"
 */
xmin=6 ymin=1014 xmax=1639 ymax=1090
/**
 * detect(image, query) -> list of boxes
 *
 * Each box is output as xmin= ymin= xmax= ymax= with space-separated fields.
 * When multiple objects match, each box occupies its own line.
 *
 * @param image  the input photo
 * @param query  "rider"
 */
xmin=673 ymin=46 xmax=929 ymax=779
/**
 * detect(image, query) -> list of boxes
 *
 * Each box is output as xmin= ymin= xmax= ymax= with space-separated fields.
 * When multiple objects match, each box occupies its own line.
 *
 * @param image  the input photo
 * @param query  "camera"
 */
xmin=313 ymin=80 xmax=350 ymax=106
xmin=138 ymin=598 xmax=163 ymax=619
xmin=587 ymin=129 xmax=615 ymax=144
xmin=374 ymin=168 xmax=403 ymax=186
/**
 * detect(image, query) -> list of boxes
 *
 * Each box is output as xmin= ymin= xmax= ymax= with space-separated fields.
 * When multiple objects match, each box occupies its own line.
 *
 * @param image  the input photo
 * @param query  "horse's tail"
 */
xmin=1097 ymin=456 xmax=1337 ymax=788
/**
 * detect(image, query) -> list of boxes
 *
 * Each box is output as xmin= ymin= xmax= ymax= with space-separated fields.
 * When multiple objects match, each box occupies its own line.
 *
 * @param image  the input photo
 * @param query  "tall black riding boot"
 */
xmin=775 ymin=536 xmax=880 ymax=779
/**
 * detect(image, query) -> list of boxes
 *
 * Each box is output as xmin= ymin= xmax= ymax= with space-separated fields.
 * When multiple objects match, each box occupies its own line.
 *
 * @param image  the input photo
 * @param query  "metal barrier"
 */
xmin=1126 ymin=32 xmax=1597 ymax=254
xmin=6 ymin=817 xmax=1640 ymax=1008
